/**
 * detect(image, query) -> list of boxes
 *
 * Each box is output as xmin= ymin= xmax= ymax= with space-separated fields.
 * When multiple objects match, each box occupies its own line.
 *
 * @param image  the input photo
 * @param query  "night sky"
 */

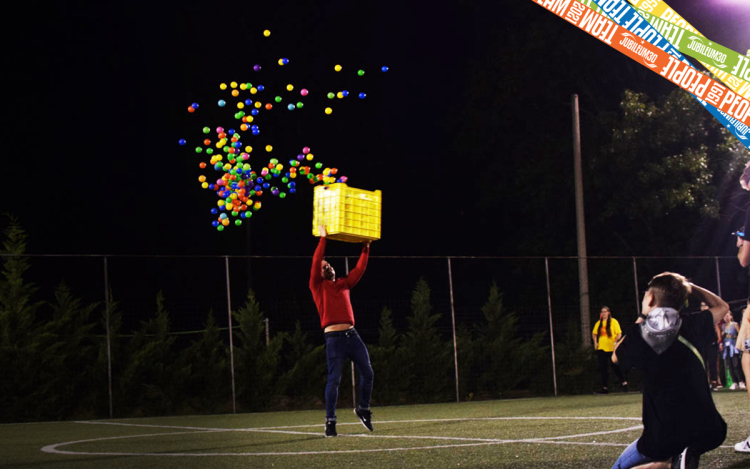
xmin=4 ymin=0 xmax=750 ymax=258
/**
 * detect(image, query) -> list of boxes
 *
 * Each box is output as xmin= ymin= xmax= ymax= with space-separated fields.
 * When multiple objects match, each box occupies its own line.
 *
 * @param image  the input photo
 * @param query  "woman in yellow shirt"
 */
xmin=592 ymin=306 xmax=628 ymax=394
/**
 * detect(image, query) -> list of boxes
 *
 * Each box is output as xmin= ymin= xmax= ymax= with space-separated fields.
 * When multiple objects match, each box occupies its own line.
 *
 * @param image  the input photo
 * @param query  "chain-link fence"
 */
xmin=1 ymin=253 xmax=746 ymax=422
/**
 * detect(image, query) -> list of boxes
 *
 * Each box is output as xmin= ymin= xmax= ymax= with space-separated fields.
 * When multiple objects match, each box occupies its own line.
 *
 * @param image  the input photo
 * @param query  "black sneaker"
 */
xmin=354 ymin=407 xmax=373 ymax=431
xmin=671 ymin=447 xmax=699 ymax=469
xmin=325 ymin=420 xmax=337 ymax=437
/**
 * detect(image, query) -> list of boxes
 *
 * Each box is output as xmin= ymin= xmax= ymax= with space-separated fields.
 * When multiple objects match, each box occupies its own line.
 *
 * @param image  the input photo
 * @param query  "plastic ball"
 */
xmin=179 ymin=139 xmax=186 ymax=145
xmin=188 ymin=106 xmax=195 ymax=113
xmin=216 ymin=127 xmax=224 ymax=133
xmin=218 ymin=99 xmax=226 ymax=107
xmin=275 ymin=96 xmax=282 ymax=103
xmin=315 ymin=162 xmax=323 ymax=169
xmin=306 ymin=153 xmax=314 ymax=160
xmin=302 ymin=147 xmax=310 ymax=154
xmin=263 ymin=29 xmax=271 ymax=37
xmin=327 ymin=92 xmax=335 ymax=99
xmin=286 ymin=84 xmax=293 ymax=91
xmin=325 ymin=107 xmax=332 ymax=114
xmin=203 ymin=127 xmax=211 ymax=134
xmin=220 ymin=83 xmax=228 ymax=90
xmin=250 ymin=87 xmax=257 ymax=94
xmin=265 ymin=103 xmax=272 ymax=110
xmin=359 ymin=92 xmax=366 ymax=99
xmin=336 ymin=92 xmax=343 ymax=99
xmin=237 ymin=102 xmax=244 ymax=109
xmin=199 ymin=175 xmax=207 ymax=182
xmin=301 ymin=88 xmax=308 ymax=96
xmin=258 ymin=85 xmax=265 ymax=91
xmin=265 ymin=145 xmax=273 ymax=152
xmin=342 ymin=90 xmax=349 ymax=97
xmin=199 ymin=162 xmax=207 ymax=169
xmin=334 ymin=64 xmax=342 ymax=72
xmin=290 ymin=188 xmax=296 ymax=194
xmin=230 ymin=82 xmax=237 ymax=88
xmin=213 ymin=220 xmax=220 ymax=227
xmin=196 ymin=147 xmax=203 ymax=153
xmin=203 ymin=139 xmax=211 ymax=146
xmin=232 ymin=90 xmax=239 ymax=97
xmin=358 ymin=70 xmax=365 ymax=76
xmin=381 ymin=66 xmax=389 ymax=72
xmin=287 ymin=103 xmax=295 ymax=110
xmin=245 ymin=146 xmax=253 ymax=152
xmin=278 ymin=58 xmax=289 ymax=66
xmin=244 ymin=99 xmax=252 ymax=106
xmin=235 ymin=219 xmax=243 ymax=226
xmin=263 ymin=183 xmax=270 ymax=189
xmin=240 ymin=83 xmax=247 ymax=91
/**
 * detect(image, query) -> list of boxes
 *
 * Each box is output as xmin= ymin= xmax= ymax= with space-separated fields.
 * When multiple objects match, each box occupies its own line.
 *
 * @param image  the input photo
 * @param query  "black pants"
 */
xmin=597 ymin=350 xmax=625 ymax=389
xmin=726 ymin=353 xmax=745 ymax=385
xmin=705 ymin=343 xmax=719 ymax=384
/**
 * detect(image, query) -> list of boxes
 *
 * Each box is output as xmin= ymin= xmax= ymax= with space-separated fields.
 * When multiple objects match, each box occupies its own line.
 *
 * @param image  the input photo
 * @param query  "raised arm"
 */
xmin=689 ymin=282 xmax=729 ymax=324
xmin=310 ymin=228 xmax=327 ymax=290
xmin=340 ymin=240 xmax=370 ymax=289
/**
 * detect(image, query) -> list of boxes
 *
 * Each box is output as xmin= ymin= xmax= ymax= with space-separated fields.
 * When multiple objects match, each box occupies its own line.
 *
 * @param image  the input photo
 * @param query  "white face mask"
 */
xmin=640 ymin=307 xmax=682 ymax=355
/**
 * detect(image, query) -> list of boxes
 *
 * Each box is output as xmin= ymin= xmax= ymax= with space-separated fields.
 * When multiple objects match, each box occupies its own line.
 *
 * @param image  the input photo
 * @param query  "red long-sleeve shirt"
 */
xmin=309 ymin=237 xmax=369 ymax=329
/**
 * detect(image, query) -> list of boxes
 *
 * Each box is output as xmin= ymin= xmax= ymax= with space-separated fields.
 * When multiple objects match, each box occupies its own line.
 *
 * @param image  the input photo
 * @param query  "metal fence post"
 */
xmin=103 ymin=256 xmax=113 ymax=419
xmin=633 ymin=258 xmax=641 ymax=315
xmin=715 ymin=257 xmax=722 ymax=298
xmin=544 ymin=258 xmax=558 ymax=397
xmin=447 ymin=258 xmax=460 ymax=402
xmin=225 ymin=256 xmax=237 ymax=414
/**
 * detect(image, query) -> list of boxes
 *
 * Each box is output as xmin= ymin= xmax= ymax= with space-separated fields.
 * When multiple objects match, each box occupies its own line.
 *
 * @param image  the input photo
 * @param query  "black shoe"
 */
xmin=671 ymin=447 xmax=699 ymax=469
xmin=354 ymin=407 xmax=373 ymax=431
xmin=622 ymin=383 xmax=629 ymax=393
xmin=325 ymin=420 xmax=337 ymax=437
xmin=595 ymin=388 xmax=609 ymax=395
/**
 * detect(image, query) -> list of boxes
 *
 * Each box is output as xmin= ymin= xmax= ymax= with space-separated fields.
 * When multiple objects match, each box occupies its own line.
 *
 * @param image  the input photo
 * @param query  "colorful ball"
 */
xmin=263 ymin=29 xmax=271 ymax=37
xmin=327 ymin=92 xmax=335 ymax=99
xmin=230 ymin=82 xmax=238 ymax=88
xmin=220 ymin=83 xmax=227 ymax=90
xmin=203 ymin=127 xmax=210 ymax=134
xmin=253 ymin=64 xmax=261 ymax=72
xmin=265 ymin=145 xmax=273 ymax=152
xmin=358 ymin=92 xmax=366 ymax=99
xmin=179 ymin=139 xmax=186 ymax=145
xmin=334 ymin=64 xmax=342 ymax=72
xmin=188 ymin=106 xmax=195 ymax=113
xmin=287 ymin=103 xmax=295 ymax=110
xmin=218 ymin=99 xmax=226 ymax=107
xmin=357 ymin=70 xmax=365 ymax=76
xmin=301 ymin=88 xmax=308 ymax=96
xmin=286 ymin=84 xmax=293 ymax=91
xmin=325 ymin=107 xmax=332 ymax=114
xmin=381 ymin=66 xmax=389 ymax=72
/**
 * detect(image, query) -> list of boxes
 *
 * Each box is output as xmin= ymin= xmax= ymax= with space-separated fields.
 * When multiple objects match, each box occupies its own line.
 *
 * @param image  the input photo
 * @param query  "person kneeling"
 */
xmin=611 ymin=272 xmax=727 ymax=469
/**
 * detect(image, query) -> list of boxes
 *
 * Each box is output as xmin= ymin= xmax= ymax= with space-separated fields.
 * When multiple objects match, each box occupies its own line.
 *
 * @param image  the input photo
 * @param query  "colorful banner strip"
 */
xmin=530 ymin=1 xmax=750 ymax=130
xmin=628 ymin=0 xmax=750 ymax=99
xmin=563 ymin=0 xmax=749 ymax=147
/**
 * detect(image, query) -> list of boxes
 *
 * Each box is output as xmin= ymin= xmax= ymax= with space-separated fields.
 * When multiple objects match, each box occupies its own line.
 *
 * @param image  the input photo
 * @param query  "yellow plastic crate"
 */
xmin=312 ymin=183 xmax=382 ymax=242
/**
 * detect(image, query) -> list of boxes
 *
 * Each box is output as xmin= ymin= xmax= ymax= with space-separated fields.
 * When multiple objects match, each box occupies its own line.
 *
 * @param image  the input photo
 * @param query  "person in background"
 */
xmin=700 ymin=302 xmax=722 ymax=391
xmin=721 ymin=311 xmax=746 ymax=390
xmin=592 ymin=306 xmax=628 ymax=394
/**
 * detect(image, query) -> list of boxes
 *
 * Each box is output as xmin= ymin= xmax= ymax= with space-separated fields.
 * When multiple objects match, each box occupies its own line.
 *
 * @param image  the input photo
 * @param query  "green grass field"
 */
xmin=2 ymin=391 xmax=748 ymax=469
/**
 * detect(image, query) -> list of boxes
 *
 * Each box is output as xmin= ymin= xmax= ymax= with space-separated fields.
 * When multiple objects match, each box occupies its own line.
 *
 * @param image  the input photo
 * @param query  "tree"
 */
xmin=369 ymin=306 xmax=401 ymax=404
xmin=178 ymin=311 xmax=230 ymax=413
xmin=473 ymin=283 xmax=548 ymax=398
xmin=400 ymin=278 xmax=452 ymax=402
xmin=0 ymin=217 xmax=45 ymax=422
xmin=232 ymin=291 xmax=284 ymax=411
xmin=119 ymin=292 xmax=189 ymax=415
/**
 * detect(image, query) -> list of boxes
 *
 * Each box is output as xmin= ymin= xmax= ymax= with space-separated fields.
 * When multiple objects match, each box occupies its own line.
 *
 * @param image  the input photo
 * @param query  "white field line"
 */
xmin=42 ymin=418 xmax=736 ymax=457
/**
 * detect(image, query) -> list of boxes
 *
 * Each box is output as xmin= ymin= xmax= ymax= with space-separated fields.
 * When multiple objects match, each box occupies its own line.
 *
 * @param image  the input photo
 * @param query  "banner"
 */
xmin=629 ymin=0 xmax=750 ymax=99
xmin=556 ymin=0 xmax=750 ymax=147
xmin=531 ymin=1 xmax=750 ymax=125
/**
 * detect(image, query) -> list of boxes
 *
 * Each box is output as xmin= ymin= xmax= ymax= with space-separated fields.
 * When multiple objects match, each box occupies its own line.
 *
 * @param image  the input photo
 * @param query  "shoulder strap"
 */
xmin=677 ymin=335 xmax=705 ymax=370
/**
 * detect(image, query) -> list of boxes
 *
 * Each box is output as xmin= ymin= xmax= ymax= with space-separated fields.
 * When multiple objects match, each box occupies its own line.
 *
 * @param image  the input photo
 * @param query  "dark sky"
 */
xmin=3 ymin=0 xmax=749 ymax=257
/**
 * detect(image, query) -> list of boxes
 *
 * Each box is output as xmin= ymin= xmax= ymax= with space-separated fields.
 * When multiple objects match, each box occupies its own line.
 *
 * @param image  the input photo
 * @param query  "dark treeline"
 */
xmin=1 ymin=219 xmax=605 ymax=423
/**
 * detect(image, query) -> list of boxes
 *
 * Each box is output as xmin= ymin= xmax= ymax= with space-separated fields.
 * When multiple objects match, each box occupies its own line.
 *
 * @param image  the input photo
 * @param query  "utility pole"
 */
xmin=572 ymin=94 xmax=591 ymax=348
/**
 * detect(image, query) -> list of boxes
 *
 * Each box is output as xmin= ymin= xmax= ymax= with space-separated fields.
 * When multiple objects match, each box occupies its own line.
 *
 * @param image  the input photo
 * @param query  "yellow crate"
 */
xmin=312 ymin=183 xmax=382 ymax=242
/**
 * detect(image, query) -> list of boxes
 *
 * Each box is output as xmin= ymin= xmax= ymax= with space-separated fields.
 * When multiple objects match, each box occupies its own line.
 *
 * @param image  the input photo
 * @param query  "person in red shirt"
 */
xmin=310 ymin=225 xmax=373 ymax=438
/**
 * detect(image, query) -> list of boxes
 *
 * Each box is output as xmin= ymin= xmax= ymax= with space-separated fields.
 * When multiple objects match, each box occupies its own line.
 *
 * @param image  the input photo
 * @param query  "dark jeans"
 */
xmin=324 ymin=328 xmax=374 ymax=420
xmin=597 ymin=350 xmax=625 ymax=389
